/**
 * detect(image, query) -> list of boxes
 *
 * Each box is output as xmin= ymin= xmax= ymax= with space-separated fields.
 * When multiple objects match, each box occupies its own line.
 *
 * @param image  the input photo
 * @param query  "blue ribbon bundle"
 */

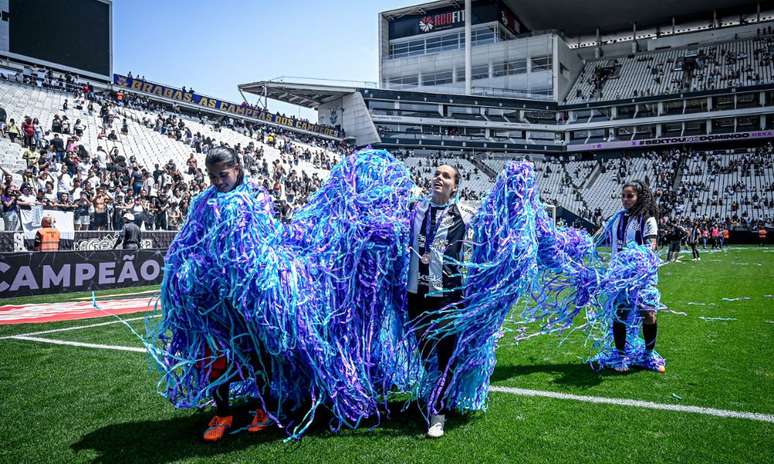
xmin=147 ymin=149 xmax=664 ymax=438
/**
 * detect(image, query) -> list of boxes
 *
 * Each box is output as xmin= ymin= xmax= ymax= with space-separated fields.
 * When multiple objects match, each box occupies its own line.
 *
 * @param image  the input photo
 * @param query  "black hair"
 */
xmin=622 ymin=180 xmax=658 ymax=219
xmin=205 ymin=147 xmax=244 ymax=186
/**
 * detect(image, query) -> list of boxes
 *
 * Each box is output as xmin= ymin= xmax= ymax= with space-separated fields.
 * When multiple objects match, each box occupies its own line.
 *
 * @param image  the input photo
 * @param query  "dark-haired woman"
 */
xmin=407 ymin=163 xmax=473 ymax=438
xmin=606 ymin=180 xmax=664 ymax=373
xmin=196 ymin=147 xmax=273 ymax=442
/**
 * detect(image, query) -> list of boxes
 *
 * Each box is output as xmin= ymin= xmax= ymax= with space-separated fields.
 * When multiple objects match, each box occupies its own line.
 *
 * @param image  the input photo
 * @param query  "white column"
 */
xmin=465 ymin=0 xmax=472 ymax=95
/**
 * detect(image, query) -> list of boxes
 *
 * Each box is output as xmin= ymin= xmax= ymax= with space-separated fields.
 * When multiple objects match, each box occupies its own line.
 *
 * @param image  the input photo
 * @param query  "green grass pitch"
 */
xmin=0 ymin=247 xmax=772 ymax=463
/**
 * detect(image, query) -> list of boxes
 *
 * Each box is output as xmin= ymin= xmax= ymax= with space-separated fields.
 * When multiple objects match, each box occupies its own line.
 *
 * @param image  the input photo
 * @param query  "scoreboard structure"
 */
xmin=0 ymin=0 xmax=112 ymax=80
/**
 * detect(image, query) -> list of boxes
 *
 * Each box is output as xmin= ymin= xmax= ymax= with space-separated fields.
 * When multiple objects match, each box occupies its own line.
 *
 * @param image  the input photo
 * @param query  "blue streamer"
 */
xmin=145 ymin=149 xmax=665 ymax=439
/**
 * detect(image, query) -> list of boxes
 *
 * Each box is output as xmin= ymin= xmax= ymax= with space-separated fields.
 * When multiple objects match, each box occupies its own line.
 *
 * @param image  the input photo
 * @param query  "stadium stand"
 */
xmin=565 ymin=35 xmax=774 ymax=103
xmin=0 ymin=69 xmax=346 ymax=235
xmin=0 ymin=54 xmax=771 ymax=247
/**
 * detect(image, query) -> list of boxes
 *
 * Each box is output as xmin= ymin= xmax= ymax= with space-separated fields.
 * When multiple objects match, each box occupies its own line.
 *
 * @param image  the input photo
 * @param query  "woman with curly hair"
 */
xmin=606 ymin=180 xmax=664 ymax=373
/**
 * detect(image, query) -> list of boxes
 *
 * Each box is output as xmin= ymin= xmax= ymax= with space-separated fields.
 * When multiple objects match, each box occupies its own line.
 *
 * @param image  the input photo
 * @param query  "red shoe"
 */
xmin=248 ymin=408 xmax=271 ymax=433
xmin=203 ymin=415 xmax=233 ymax=442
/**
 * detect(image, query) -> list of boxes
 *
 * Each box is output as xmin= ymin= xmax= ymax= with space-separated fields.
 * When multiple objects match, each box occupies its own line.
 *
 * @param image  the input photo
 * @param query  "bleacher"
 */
xmin=565 ymin=36 xmax=774 ymax=104
xmin=678 ymin=149 xmax=774 ymax=222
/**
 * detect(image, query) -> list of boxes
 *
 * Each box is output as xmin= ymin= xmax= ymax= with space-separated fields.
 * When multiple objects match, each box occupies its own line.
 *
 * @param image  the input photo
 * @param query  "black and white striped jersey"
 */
xmin=407 ymin=199 xmax=474 ymax=297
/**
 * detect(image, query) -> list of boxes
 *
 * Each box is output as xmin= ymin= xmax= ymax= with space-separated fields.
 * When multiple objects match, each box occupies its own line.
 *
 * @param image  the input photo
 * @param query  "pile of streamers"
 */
xmin=145 ymin=148 xmax=664 ymax=439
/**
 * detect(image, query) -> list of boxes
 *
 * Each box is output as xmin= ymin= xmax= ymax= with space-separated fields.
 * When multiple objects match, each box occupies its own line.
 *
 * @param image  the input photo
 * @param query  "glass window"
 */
xmin=388 ymin=75 xmax=418 ymax=89
xmin=441 ymin=33 xmax=460 ymax=50
xmin=531 ymin=55 xmax=552 ymax=72
xmin=423 ymin=70 xmax=453 ymax=86
xmin=472 ymin=64 xmax=489 ymax=80
xmin=493 ymin=59 xmax=527 ymax=77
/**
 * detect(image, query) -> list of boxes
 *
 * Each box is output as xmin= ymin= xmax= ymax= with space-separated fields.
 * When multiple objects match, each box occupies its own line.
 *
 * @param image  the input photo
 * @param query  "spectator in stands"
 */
xmin=73 ymin=192 xmax=91 ymax=231
xmin=33 ymin=118 xmax=42 ymax=147
xmin=21 ymin=145 xmax=39 ymax=171
xmin=6 ymin=118 xmax=19 ymax=143
xmin=50 ymin=133 xmax=65 ymax=162
xmin=0 ymin=186 xmax=19 ymax=231
xmin=74 ymin=119 xmax=85 ymax=137
xmin=21 ymin=116 xmax=35 ymax=148
xmin=92 ymin=186 xmax=111 ymax=230
xmin=17 ymin=184 xmax=37 ymax=207
xmin=113 ymin=213 xmax=141 ymax=250
xmin=131 ymin=197 xmax=145 ymax=228
xmin=61 ymin=116 xmax=71 ymax=135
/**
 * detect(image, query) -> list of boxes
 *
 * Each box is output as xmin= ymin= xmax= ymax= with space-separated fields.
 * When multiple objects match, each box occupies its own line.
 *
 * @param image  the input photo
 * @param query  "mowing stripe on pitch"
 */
xmin=5 ymin=335 xmax=772 ymax=424
xmin=0 ymin=315 xmax=160 ymax=340
xmin=489 ymin=386 xmax=774 ymax=423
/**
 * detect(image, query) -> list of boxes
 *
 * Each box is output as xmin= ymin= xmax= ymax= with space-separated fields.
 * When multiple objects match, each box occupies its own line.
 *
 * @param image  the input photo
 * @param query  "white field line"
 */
xmin=0 ymin=315 xmax=160 ymax=340
xmin=5 ymin=332 xmax=773 ymax=424
xmin=489 ymin=386 xmax=774 ymax=423
xmin=7 ymin=335 xmax=147 ymax=353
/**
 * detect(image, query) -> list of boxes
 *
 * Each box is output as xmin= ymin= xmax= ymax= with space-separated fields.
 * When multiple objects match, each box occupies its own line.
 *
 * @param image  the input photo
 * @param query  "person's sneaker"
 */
xmin=203 ymin=415 xmax=233 ymax=442
xmin=612 ymin=351 xmax=630 ymax=373
xmin=427 ymin=414 xmax=445 ymax=438
xmin=644 ymin=351 xmax=666 ymax=374
xmin=248 ymin=408 xmax=271 ymax=433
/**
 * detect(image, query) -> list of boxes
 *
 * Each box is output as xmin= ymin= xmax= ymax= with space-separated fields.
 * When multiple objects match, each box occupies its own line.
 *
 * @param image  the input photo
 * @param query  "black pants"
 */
xmin=407 ymin=288 xmax=460 ymax=414
xmin=688 ymin=242 xmax=700 ymax=259
xmin=668 ymin=240 xmax=681 ymax=260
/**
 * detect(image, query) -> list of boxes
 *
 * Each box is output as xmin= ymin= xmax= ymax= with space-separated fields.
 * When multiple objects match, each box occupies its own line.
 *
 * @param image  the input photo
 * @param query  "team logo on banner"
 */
xmin=419 ymin=16 xmax=434 ymax=32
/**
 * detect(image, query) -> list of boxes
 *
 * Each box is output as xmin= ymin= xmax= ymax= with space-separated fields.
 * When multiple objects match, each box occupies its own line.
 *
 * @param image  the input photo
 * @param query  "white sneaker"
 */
xmin=427 ymin=414 xmax=445 ymax=438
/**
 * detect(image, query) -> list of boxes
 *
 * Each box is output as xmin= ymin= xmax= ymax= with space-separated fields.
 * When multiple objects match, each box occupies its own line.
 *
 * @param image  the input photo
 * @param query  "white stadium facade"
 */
xmin=239 ymin=0 xmax=774 ymax=155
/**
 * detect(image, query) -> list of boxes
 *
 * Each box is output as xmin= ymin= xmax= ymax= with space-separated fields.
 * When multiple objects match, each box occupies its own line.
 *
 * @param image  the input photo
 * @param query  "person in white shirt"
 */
xmin=57 ymin=166 xmax=73 ymax=194
xmin=604 ymin=180 xmax=662 ymax=373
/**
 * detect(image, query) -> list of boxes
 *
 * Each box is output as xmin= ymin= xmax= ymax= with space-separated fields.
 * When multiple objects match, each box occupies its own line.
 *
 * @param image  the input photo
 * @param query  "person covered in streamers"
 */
xmin=196 ymin=147 xmax=273 ymax=442
xmin=602 ymin=180 xmax=664 ymax=373
xmin=406 ymin=164 xmax=473 ymax=438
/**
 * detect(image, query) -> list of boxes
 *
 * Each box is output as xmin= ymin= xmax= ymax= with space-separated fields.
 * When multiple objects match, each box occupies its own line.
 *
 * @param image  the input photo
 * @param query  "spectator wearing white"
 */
xmin=17 ymin=184 xmax=37 ymax=207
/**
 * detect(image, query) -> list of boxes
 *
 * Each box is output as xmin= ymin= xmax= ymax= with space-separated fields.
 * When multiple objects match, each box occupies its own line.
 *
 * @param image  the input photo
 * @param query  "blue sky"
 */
xmin=113 ymin=0 xmax=417 ymax=121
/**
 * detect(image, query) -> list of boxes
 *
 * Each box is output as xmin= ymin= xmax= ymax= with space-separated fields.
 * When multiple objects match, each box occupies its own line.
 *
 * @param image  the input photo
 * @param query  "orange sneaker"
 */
xmin=203 ymin=415 xmax=233 ymax=442
xmin=248 ymin=408 xmax=271 ymax=433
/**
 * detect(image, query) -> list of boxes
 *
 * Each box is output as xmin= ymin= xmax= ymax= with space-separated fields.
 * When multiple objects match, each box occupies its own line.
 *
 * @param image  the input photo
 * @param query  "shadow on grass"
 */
xmin=490 ymin=361 xmax=609 ymax=388
xmin=70 ymin=402 xmax=475 ymax=464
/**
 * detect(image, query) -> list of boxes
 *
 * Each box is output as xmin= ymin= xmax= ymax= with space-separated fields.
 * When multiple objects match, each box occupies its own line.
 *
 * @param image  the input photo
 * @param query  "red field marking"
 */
xmin=0 ymin=298 xmax=158 ymax=325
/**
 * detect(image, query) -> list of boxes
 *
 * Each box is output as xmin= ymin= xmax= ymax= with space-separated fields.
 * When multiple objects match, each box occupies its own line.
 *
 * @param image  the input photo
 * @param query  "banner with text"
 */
xmin=113 ymin=74 xmax=343 ymax=138
xmin=567 ymin=130 xmax=774 ymax=152
xmin=0 ymin=249 xmax=165 ymax=298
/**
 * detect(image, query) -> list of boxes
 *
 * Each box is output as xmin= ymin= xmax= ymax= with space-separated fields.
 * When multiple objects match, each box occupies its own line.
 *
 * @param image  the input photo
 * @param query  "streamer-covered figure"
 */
xmin=147 ymin=149 xmax=665 ymax=441
xmin=589 ymin=181 xmax=666 ymax=373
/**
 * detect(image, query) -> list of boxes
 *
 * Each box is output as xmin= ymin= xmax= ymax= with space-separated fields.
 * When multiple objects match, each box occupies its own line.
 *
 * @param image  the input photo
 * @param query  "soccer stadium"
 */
xmin=0 ymin=0 xmax=772 ymax=462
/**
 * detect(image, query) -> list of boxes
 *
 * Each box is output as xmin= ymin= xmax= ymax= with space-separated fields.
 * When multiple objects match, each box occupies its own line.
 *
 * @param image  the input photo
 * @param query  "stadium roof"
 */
xmin=239 ymin=79 xmax=366 ymax=109
xmin=382 ymin=0 xmax=767 ymax=36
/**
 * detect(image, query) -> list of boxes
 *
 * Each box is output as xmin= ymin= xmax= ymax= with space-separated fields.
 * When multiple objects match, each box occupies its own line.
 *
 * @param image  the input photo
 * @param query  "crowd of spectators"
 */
xmin=0 ymin=66 xmax=350 ymax=236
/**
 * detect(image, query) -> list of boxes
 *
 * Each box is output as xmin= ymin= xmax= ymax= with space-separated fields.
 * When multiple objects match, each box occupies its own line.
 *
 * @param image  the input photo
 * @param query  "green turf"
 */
xmin=1 ymin=247 xmax=772 ymax=463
